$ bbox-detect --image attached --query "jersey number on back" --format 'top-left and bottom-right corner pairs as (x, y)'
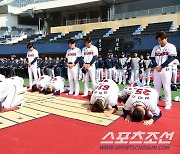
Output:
(97, 85), (110, 90)
(135, 89), (151, 95)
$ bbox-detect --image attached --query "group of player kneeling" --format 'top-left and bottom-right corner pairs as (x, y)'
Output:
(0, 74), (162, 126)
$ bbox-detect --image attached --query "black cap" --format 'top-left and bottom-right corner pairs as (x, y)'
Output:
(121, 52), (125, 55)
(146, 53), (150, 56)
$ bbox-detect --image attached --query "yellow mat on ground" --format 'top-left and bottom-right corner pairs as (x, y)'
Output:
(0, 92), (123, 129)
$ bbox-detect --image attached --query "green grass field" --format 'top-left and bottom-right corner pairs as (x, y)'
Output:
(24, 78), (179, 101)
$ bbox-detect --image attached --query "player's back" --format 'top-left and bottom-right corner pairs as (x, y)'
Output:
(128, 87), (159, 107)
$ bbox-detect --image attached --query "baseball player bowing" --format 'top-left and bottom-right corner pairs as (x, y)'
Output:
(66, 39), (81, 96)
(123, 86), (162, 126)
(31, 75), (51, 92)
(82, 37), (98, 97)
(151, 31), (177, 110)
(88, 79), (119, 116)
(8, 76), (27, 94)
(26, 43), (39, 89)
(44, 76), (68, 95)
(0, 78), (24, 112)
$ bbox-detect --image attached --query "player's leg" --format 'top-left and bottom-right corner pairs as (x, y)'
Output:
(118, 69), (122, 84)
(153, 70), (162, 97)
(88, 65), (97, 91)
(142, 70), (146, 85)
(174, 70), (177, 84)
(162, 68), (172, 109)
(67, 68), (74, 94)
(147, 70), (151, 86)
(135, 69), (139, 81)
(72, 66), (79, 96)
(28, 67), (33, 88)
(131, 70), (135, 82)
(37, 67), (41, 78)
(83, 71), (89, 96)
(32, 65), (38, 81)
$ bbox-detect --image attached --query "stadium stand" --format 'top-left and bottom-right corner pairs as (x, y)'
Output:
(85, 28), (112, 39)
(109, 25), (141, 37)
(141, 21), (173, 34)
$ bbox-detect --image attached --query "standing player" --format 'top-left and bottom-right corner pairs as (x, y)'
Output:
(88, 79), (119, 115)
(82, 37), (98, 97)
(26, 43), (39, 89)
(130, 52), (140, 82)
(96, 56), (104, 81)
(118, 52), (127, 85)
(142, 53), (152, 86)
(66, 39), (81, 96)
(169, 58), (179, 84)
(151, 31), (177, 109)
(123, 86), (162, 126)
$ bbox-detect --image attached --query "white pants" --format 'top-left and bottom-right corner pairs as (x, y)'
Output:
(119, 69), (126, 84)
(37, 67), (41, 78)
(84, 65), (97, 95)
(28, 65), (38, 88)
(97, 68), (104, 81)
(172, 69), (177, 84)
(111, 67), (116, 80)
(131, 69), (139, 82)
(154, 67), (172, 106)
(2, 85), (24, 108)
(105, 68), (112, 79)
(68, 65), (80, 94)
(142, 69), (151, 85)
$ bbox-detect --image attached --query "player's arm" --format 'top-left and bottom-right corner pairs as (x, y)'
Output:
(161, 56), (175, 68)
(30, 57), (38, 65)
(123, 108), (132, 122)
(143, 111), (162, 126)
(104, 105), (118, 116)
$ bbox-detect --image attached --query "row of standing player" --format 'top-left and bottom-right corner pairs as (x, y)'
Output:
(0, 57), (68, 79)
(95, 52), (179, 85)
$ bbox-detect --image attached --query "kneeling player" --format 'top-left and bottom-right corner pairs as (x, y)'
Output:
(88, 79), (120, 116)
(44, 76), (68, 95)
(8, 76), (27, 94)
(123, 86), (162, 126)
(31, 75), (51, 92)
(0, 79), (24, 112)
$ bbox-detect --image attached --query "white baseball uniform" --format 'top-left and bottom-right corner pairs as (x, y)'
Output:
(0, 74), (5, 81)
(82, 45), (98, 96)
(46, 76), (66, 93)
(0, 79), (24, 109)
(9, 76), (27, 94)
(151, 43), (177, 107)
(90, 79), (119, 109)
(26, 49), (39, 88)
(121, 81), (144, 100)
(33, 75), (51, 91)
(124, 87), (160, 118)
(66, 47), (81, 95)
(169, 59), (179, 84)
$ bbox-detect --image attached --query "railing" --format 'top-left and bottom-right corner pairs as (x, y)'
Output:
(114, 5), (180, 20)
(66, 18), (107, 26)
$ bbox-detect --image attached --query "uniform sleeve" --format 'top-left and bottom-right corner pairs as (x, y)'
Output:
(93, 46), (98, 57)
(149, 104), (161, 117)
(77, 48), (81, 57)
(168, 44), (177, 56)
(81, 48), (85, 57)
(89, 94), (96, 105)
(151, 46), (156, 57)
(35, 50), (39, 58)
(123, 98), (133, 111)
(107, 95), (118, 110)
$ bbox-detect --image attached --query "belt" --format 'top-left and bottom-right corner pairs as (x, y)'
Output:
(85, 63), (90, 64)
(68, 62), (73, 64)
